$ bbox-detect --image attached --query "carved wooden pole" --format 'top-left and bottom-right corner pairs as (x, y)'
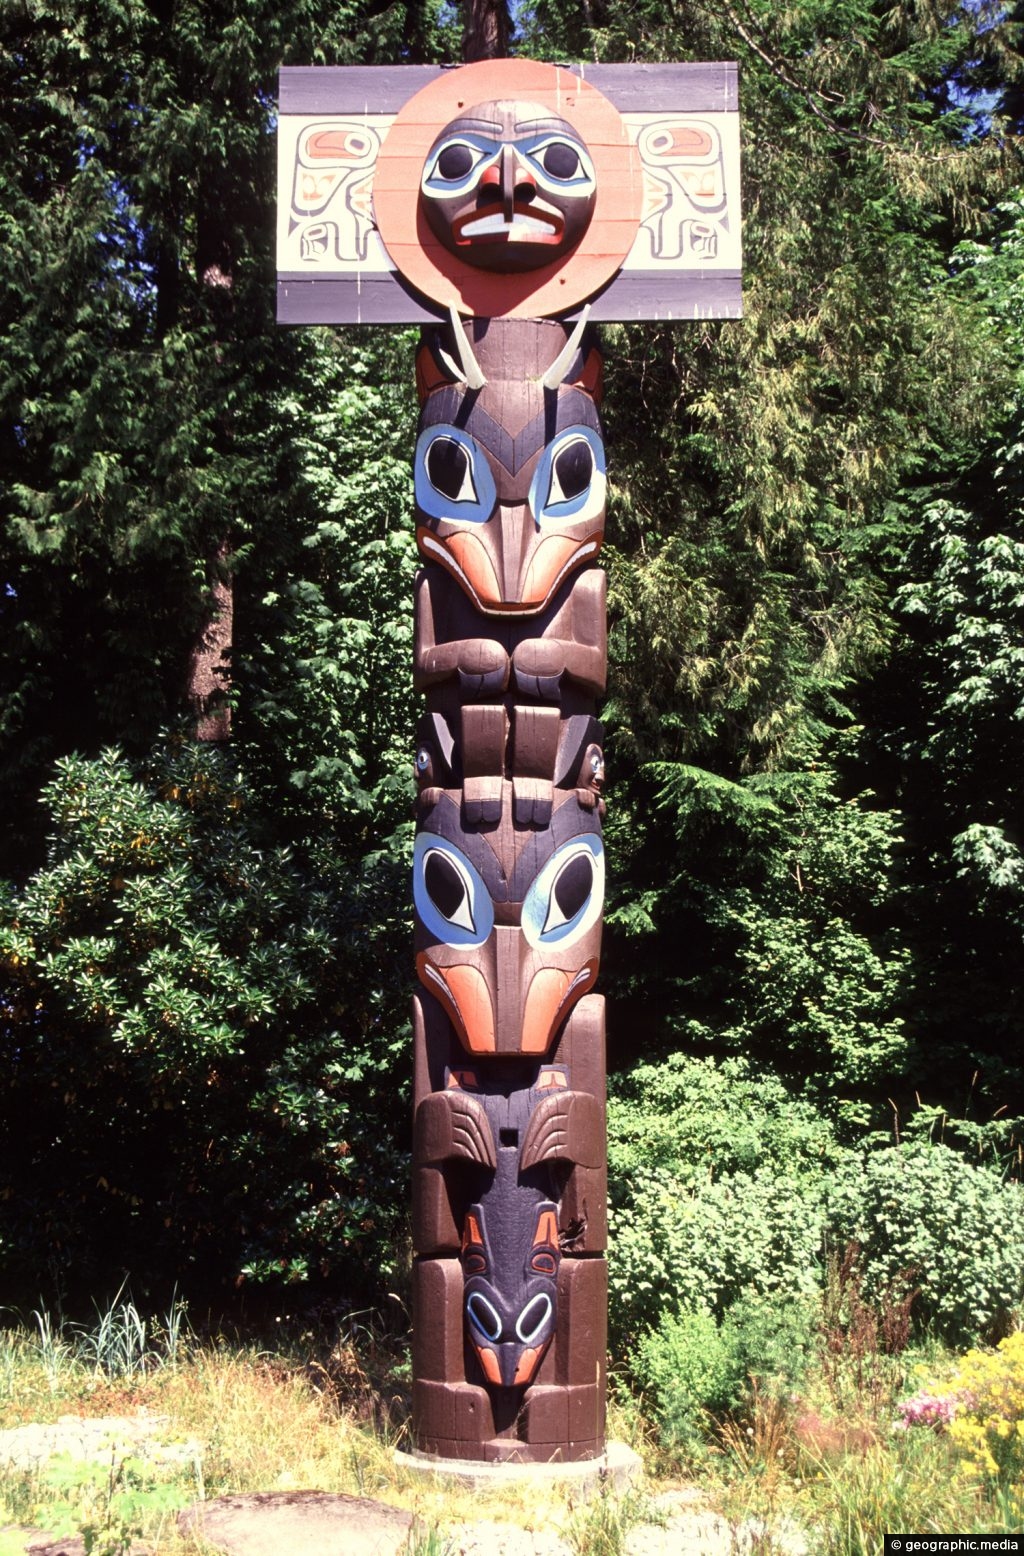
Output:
(277, 57), (741, 1465)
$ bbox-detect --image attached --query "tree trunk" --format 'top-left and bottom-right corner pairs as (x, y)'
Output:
(462, 0), (510, 61)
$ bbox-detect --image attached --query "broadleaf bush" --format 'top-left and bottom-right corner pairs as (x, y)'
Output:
(825, 1143), (1024, 1345)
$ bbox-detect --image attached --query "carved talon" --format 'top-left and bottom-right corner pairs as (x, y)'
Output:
(458, 664), (509, 696)
(458, 641), (510, 696)
(512, 639), (566, 700)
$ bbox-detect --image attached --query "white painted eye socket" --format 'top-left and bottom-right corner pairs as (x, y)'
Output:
(528, 425), (606, 527)
(422, 135), (501, 198)
(467, 1291), (503, 1343)
(413, 834), (494, 947)
(522, 835), (604, 950)
(415, 424), (496, 526)
(516, 1293), (553, 1345)
(520, 135), (597, 196)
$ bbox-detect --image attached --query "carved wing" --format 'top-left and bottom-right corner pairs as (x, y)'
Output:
(520, 1091), (603, 1170)
(414, 1090), (497, 1168)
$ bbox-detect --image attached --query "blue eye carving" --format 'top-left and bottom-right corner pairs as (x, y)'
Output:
(415, 424), (496, 526)
(522, 835), (604, 949)
(467, 1291), (502, 1343)
(414, 834), (494, 947)
(528, 426), (606, 527)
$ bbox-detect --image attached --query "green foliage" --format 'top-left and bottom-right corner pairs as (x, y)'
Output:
(610, 1165), (826, 1348)
(607, 1054), (835, 1343)
(632, 1292), (816, 1454)
(0, 740), (410, 1306)
(849, 193), (1024, 1110)
(0, 0), (430, 875)
(633, 1307), (740, 1454)
(825, 1144), (1024, 1344)
(723, 1289), (817, 1397)
(604, 746), (910, 1103)
(609, 1066), (1024, 1357)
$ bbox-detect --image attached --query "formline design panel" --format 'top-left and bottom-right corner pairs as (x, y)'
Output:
(277, 62), (741, 324)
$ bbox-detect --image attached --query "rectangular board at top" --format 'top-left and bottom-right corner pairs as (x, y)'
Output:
(276, 62), (741, 325)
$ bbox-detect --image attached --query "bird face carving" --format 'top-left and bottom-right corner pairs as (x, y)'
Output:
(412, 792), (604, 1056)
(413, 382), (606, 616)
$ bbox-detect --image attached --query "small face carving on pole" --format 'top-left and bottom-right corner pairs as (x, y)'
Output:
(420, 100), (597, 273)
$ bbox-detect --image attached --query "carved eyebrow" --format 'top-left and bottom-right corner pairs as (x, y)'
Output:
(442, 118), (503, 136)
(513, 117), (584, 139)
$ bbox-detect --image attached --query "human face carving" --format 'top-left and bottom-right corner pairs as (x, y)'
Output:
(420, 99), (597, 273)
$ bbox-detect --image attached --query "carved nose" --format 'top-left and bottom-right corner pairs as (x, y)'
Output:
(493, 926), (523, 1054)
(479, 152), (536, 220)
(503, 148), (535, 215)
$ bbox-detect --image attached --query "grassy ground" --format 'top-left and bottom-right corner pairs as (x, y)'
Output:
(0, 1295), (1019, 1556)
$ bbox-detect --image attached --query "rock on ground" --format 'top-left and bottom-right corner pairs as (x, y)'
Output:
(0, 1413), (200, 1472)
(178, 1491), (414, 1556)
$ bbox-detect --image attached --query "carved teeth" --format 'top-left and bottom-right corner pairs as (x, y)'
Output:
(459, 213), (558, 239)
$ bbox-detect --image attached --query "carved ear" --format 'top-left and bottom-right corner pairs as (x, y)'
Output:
(440, 303), (487, 390)
(415, 1091), (497, 1168)
(521, 1090), (603, 1170)
(554, 715), (603, 788)
(415, 712), (459, 790)
(539, 304), (591, 390)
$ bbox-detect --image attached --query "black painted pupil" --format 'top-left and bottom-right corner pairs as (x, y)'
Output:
(425, 852), (467, 921)
(554, 853), (593, 922)
(553, 440), (593, 502)
(427, 437), (469, 500)
(542, 142), (580, 179)
(438, 143), (474, 180)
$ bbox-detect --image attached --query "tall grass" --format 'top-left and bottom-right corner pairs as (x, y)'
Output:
(3, 1280), (1022, 1556)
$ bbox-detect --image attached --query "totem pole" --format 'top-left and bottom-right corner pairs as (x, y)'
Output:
(277, 57), (741, 1464)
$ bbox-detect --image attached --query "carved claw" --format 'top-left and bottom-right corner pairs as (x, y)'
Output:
(458, 640), (511, 696)
(512, 639), (566, 701)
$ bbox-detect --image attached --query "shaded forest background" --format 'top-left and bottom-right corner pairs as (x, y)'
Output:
(1, 0), (1023, 1352)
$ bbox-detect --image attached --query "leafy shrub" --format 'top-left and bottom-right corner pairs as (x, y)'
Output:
(632, 1307), (741, 1453)
(724, 1289), (816, 1396)
(610, 1166), (826, 1348)
(632, 1292), (814, 1453)
(608, 1052), (842, 1184)
(607, 1054), (835, 1345)
(0, 741), (411, 1309)
(825, 1143), (1024, 1344)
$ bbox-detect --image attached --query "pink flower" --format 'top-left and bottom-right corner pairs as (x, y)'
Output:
(895, 1389), (960, 1431)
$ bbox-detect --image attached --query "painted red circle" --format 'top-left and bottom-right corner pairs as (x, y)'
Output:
(373, 60), (642, 319)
